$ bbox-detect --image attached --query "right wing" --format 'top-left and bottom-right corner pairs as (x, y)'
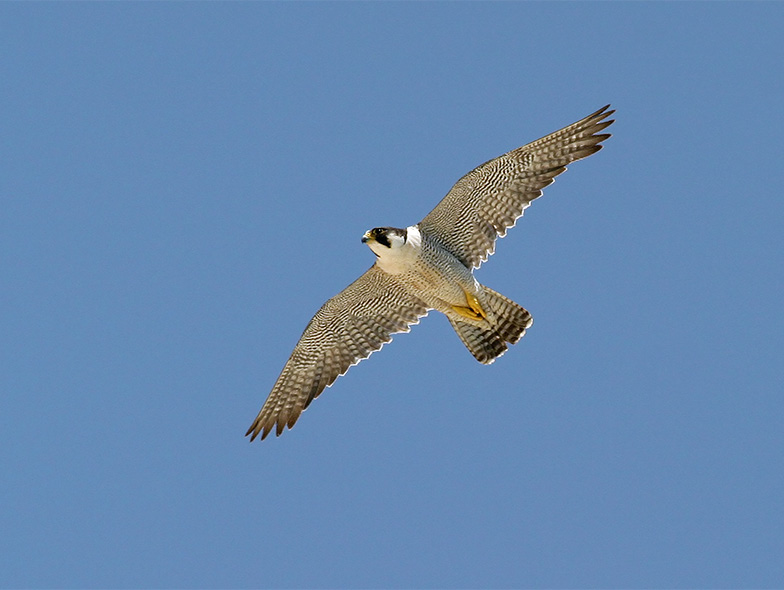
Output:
(246, 265), (429, 441)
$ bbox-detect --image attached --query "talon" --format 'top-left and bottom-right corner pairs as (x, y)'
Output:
(451, 289), (488, 321)
(451, 304), (483, 321)
(464, 291), (488, 320)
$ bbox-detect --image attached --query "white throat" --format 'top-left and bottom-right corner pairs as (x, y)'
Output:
(375, 225), (422, 274)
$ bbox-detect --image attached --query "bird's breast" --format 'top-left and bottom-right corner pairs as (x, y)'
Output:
(375, 245), (420, 275)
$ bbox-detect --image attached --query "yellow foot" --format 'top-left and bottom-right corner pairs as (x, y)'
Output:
(451, 289), (488, 321)
(451, 304), (483, 321)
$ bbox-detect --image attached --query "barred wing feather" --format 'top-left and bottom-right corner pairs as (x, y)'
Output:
(419, 105), (614, 269)
(246, 265), (428, 440)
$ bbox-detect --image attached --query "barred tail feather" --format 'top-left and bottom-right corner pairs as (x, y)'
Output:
(448, 318), (508, 364)
(449, 288), (533, 364)
(482, 287), (533, 345)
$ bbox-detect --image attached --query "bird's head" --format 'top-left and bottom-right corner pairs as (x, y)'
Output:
(361, 227), (407, 257)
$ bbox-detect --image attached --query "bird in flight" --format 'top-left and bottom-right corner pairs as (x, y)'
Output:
(247, 105), (615, 441)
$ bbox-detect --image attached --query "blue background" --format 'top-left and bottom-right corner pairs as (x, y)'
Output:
(2, 4), (783, 588)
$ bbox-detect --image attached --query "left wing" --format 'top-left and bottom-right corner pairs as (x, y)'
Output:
(418, 105), (614, 269)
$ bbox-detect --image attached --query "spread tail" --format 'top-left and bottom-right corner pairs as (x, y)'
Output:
(448, 287), (533, 364)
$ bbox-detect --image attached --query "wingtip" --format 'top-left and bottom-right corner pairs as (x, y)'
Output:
(587, 107), (615, 142)
(588, 104), (615, 123)
(602, 106), (616, 121)
(245, 417), (270, 442)
(246, 415), (296, 442)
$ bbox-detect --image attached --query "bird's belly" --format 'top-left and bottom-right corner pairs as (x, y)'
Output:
(374, 235), (478, 312)
(400, 254), (478, 312)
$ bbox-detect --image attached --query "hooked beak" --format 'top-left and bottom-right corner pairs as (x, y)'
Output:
(361, 230), (372, 243)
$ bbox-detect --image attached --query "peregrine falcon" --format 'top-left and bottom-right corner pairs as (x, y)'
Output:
(246, 105), (614, 441)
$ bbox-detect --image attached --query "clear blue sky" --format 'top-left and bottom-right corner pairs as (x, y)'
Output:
(2, 3), (783, 588)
